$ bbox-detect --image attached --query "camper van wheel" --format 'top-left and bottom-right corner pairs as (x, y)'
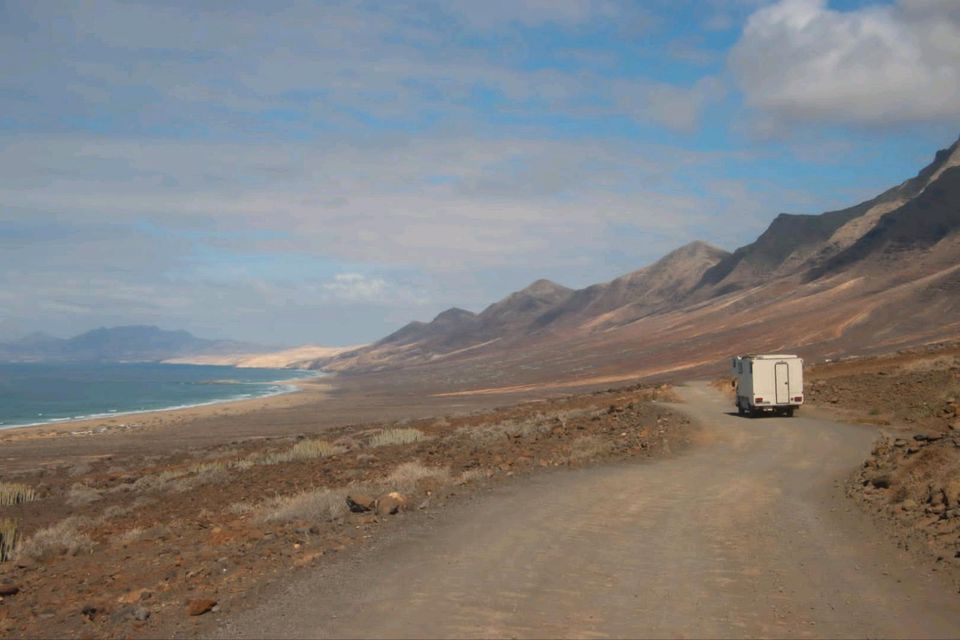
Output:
(786, 407), (795, 417)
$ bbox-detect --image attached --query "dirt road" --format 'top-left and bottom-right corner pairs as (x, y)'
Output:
(216, 382), (960, 638)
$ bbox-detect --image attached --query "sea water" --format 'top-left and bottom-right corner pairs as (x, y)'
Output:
(0, 362), (317, 429)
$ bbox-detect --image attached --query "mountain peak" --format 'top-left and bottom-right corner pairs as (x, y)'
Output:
(433, 307), (476, 322)
(660, 240), (728, 261)
(519, 279), (572, 298)
(921, 135), (960, 187)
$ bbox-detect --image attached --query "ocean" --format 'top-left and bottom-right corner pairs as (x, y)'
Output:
(0, 362), (316, 429)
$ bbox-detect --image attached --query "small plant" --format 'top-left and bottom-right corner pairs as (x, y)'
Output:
(369, 428), (428, 448)
(258, 439), (344, 465)
(566, 435), (612, 462)
(385, 461), (449, 492)
(114, 527), (145, 546)
(129, 469), (187, 493)
(65, 483), (103, 507)
(233, 458), (255, 471)
(456, 469), (486, 485)
(259, 486), (356, 523)
(189, 460), (230, 474)
(67, 461), (93, 477)
(0, 482), (38, 506)
(225, 501), (255, 516)
(0, 518), (19, 562)
(17, 516), (93, 560)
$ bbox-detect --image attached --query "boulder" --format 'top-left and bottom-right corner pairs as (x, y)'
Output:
(0, 585), (19, 597)
(346, 494), (375, 513)
(868, 473), (892, 489)
(375, 492), (408, 516)
(110, 605), (150, 624)
(186, 598), (217, 616)
(116, 588), (151, 604)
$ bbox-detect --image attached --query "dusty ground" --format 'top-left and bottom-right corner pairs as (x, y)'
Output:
(4, 342), (960, 638)
(214, 383), (960, 639)
(0, 374), (612, 476)
(803, 342), (960, 586)
(0, 383), (686, 639)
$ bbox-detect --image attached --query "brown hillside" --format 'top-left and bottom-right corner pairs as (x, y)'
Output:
(315, 135), (960, 393)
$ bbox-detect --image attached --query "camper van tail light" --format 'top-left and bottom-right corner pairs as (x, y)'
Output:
(793, 396), (803, 402)
(755, 397), (764, 403)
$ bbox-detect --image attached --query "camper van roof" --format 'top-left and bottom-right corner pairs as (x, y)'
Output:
(742, 354), (799, 360)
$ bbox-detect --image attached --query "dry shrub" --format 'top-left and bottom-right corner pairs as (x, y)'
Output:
(456, 469), (486, 485)
(132, 496), (156, 509)
(114, 528), (144, 546)
(189, 460), (230, 474)
(0, 518), (19, 562)
(0, 482), (38, 506)
(167, 467), (230, 493)
(462, 417), (553, 444)
(385, 461), (449, 493)
(18, 516), (93, 560)
(225, 501), (255, 516)
(259, 486), (356, 523)
(99, 504), (133, 520)
(66, 483), (102, 507)
(258, 439), (345, 465)
(67, 461), (93, 477)
(566, 435), (612, 462)
(369, 428), (428, 448)
(129, 469), (187, 493)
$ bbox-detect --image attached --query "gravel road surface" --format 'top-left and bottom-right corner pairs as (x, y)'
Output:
(217, 382), (960, 638)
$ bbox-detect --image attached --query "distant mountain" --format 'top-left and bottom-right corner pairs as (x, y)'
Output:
(535, 241), (730, 331)
(317, 134), (960, 387)
(0, 325), (267, 363)
(323, 242), (729, 372)
(696, 137), (960, 296)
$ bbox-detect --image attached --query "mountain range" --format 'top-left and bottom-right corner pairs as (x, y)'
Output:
(0, 326), (265, 363)
(311, 135), (960, 391)
(7, 136), (958, 385)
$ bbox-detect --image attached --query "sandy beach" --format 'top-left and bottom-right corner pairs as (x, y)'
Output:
(0, 371), (562, 475)
(0, 376), (334, 474)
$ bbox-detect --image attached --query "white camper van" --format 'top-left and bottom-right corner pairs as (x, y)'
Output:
(731, 354), (803, 417)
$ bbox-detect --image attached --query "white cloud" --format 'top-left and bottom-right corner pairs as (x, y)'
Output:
(321, 273), (389, 303)
(614, 76), (726, 133)
(730, 0), (960, 128)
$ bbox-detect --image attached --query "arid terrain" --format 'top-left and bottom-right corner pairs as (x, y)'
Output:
(213, 381), (960, 639)
(3, 343), (960, 638)
(804, 342), (960, 583)
(2, 139), (959, 638)
(0, 382), (686, 639)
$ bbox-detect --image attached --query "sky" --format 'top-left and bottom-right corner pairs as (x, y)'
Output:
(1, 0), (959, 346)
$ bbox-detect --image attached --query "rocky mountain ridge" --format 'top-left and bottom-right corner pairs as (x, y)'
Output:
(313, 135), (960, 385)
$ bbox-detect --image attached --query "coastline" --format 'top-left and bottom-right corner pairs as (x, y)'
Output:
(0, 374), (331, 443)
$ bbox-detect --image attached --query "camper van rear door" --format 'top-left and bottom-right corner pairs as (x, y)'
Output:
(775, 361), (789, 404)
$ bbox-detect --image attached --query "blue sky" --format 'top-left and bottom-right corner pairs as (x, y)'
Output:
(1, 0), (958, 345)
